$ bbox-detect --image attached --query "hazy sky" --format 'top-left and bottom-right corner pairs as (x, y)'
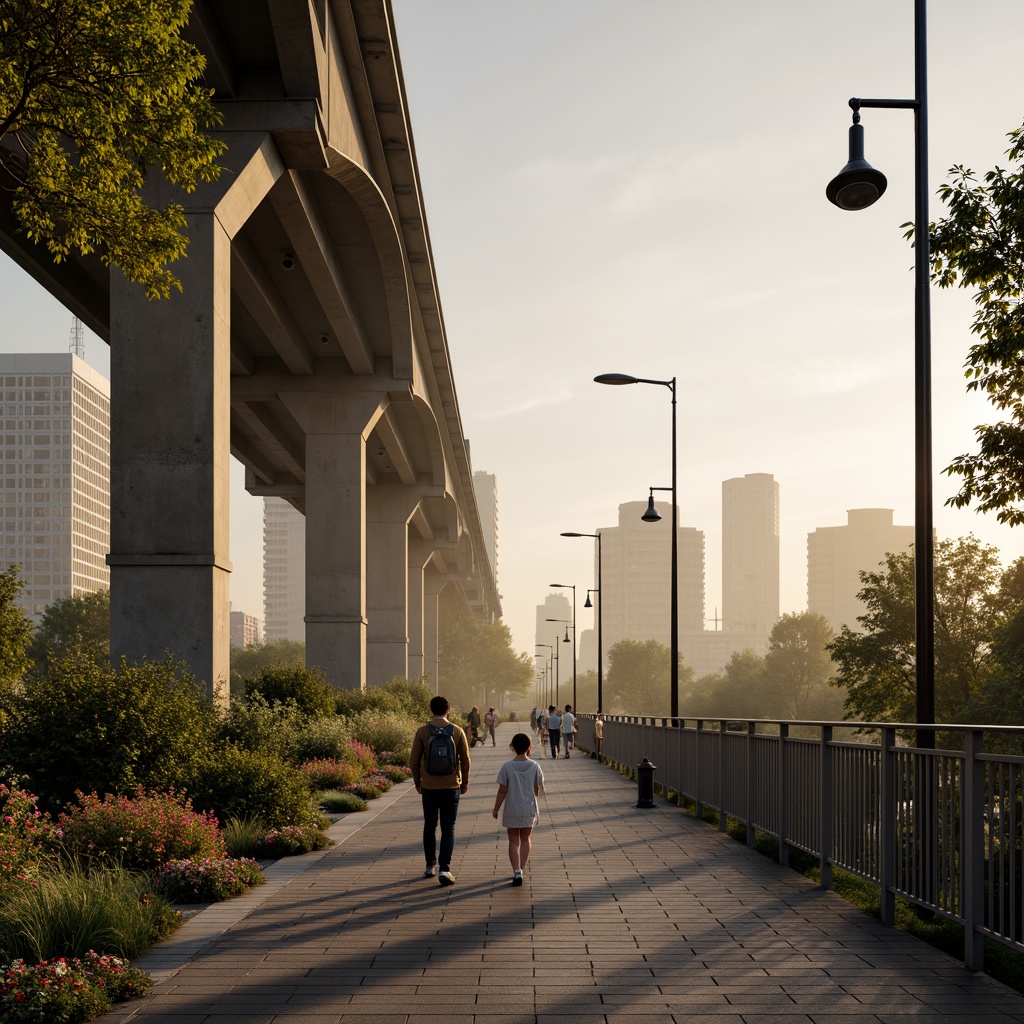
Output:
(3, 1), (1024, 666)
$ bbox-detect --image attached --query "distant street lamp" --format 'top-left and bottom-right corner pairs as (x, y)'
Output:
(561, 531), (603, 714)
(534, 647), (552, 706)
(825, 0), (934, 743)
(548, 582), (577, 706)
(595, 371), (678, 718)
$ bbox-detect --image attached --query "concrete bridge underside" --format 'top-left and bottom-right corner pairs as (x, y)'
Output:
(0, 0), (500, 696)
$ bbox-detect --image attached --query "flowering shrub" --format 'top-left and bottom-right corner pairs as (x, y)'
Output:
(363, 772), (393, 793)
(251, 824), (333, 858)
(345, 740), (377, 774)
(298, 758), (362, 791)
(0, 952), (151, 1023)
(377, 765), (412, 784)
(0, 785), (58, 897)
(343, 780), (383, 801)
(348, 711), (416, 759)
(376, 750), (408, 767)
(58, 789), (225, 872)
(152, 858), (265, 903)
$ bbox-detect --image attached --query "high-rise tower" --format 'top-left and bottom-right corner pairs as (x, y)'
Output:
(472, 470), (498, 588)
(722, 473), (779, 635)
(263, 497), (306, 642)
(0, 353), (110, 618)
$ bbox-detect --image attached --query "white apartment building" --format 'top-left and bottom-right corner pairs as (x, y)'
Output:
(0, 353), (110, 618)
(263, 497), (306, 642)
(230, 608), (263, 648)
(472, 470), (498, 588)
(808, 508), (914, 634)
(722, 473), (780, 635)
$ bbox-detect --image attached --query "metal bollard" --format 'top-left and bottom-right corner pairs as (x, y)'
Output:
(636, 757), (657, 809)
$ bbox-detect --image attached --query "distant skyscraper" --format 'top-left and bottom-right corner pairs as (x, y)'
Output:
(263, 497), (305, 642)
(0, 353), (110, 618)
(722, 473), (779, 635)
(599, 501), (704, 651)
(230, 608), (262, 648)
(808, 508), (914, 634)
(472, 470), (498, 587)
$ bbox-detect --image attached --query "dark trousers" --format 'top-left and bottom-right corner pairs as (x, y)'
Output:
(421, 788), (460, 871)
(549, 729), (561, 758)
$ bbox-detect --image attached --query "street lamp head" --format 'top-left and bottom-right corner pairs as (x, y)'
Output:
(594, 373), (638, 386)
(641, 492), (662, 523)
(560, 532), (583, 537)
(584, 593), (593, 608)
(827, 122), (887, 211)
(549, 582), (571, 588)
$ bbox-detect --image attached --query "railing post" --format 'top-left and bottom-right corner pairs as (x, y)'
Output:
(746, 721), (756, 847)
(719, 720), (728, 833)
(963, 728), (985, 971)
(819, 724), (833, 891)
(880, 726), (896, 926)
(694, 720), (704, 821)
(778, 723), (789, 867)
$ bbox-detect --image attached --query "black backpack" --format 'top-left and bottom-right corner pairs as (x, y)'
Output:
(426, 724), (457, 775)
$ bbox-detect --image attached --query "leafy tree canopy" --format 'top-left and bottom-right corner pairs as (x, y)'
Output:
(0, 0), (225, 297)
(916, 122), (1024, 522)
(763, 611), (841, 720)
(27, 588), (109, 675)
(0, 565), (32, 694)
(828, 536), (1008, 723)
(605, 638), (693, 717)
(684, 649), (767, 720)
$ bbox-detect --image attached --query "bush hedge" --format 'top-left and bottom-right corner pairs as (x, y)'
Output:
(292, 716), (352, 763)
(244, 664), (334, 717)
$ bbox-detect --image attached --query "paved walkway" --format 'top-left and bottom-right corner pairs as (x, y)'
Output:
(103, 722), (1024, 1023)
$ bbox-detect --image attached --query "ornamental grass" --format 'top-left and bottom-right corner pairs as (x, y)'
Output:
(315, 790), (367, 813)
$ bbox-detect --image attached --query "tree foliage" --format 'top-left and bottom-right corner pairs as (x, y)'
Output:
(605, 638), (693, 716)
(828, 537), (1007, 723)
(437, 593), (533, 711)
(763, 612), (841, 720)
(0, 0), (226, 297)
(0, 566), (32, 695)
(915, 122), (1024, 522)
(27, 588), (109, 675)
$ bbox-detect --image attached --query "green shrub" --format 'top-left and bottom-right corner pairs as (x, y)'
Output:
(217, 693), (307, 761)
(348, 710), (417, 757)
(0, 863), (180, 962)
(316, 790), (367, 813)
(244, 664), (334, 717)
(344, 780), (383, 800)
(57, 789), (225, 872)
(334, 676), (433, 719)
(152, 857), (266, 903)
(184, 747), (317, 828)
(293, 716), (352, 763)
(378, 764), (412, 784)
(0, 952), (152, 1023)
(251, 824), (333, 858)
(298, 758), (362, 790)
(2, 654), (217, 812)
(377, 750), (409, 767)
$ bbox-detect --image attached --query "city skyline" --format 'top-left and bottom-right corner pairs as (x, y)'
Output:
(3, 1), (1024, 667)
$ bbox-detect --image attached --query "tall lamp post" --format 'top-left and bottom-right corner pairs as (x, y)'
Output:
(535, 647), (552, 706)
(595, 373), (678, 719)
(825, 0), (933, 745)
(548, 582), (576, 706)
(561, 531), (603, 714)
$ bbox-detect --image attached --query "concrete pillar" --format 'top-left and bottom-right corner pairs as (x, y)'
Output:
(280, 391), (386, 690)
(406, 541), (435, 681)
(423, 571), (446, 692)
(108, 214), (232, 702)
(365, 487), (422, 686)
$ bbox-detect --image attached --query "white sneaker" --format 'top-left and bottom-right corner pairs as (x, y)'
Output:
(424, 864), (437, 877)
(438, 870), (456, 886)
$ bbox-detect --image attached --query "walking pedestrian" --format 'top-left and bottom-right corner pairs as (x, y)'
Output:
(410, 695), (471, 886)
(546, 705), (561, 760)
(530, 706), (539, 737)
(594, 712), (604, 759)
(561, 704), (575, 758)
(485, 707), (497, 746)
(539, 707), (549, 754)
(492, 732), (544, 886)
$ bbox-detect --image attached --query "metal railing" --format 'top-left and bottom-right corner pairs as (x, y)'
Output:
(576, 714), (1024, 972)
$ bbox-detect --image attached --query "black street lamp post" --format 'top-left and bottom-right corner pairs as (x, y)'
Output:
(595, 373), (678, 719)
(561, 531), (603, 713)
(548, 582), (577, 707)
(826, 0), (934, 744)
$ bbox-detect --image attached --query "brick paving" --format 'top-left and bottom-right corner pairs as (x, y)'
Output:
(101, 722), (1024, 1023)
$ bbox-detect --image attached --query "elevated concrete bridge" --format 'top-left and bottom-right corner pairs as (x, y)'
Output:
(0, 0), (500, 695)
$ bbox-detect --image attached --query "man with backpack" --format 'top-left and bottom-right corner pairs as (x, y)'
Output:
(410, 695), (471, 886)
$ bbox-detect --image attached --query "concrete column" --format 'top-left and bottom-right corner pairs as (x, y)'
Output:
(423, 571), (446, 692)
(280, 391), (386, 690)
(365, 487), (422, 686)
(108, 214), (232, 702)
(406, 541), (434, 681)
